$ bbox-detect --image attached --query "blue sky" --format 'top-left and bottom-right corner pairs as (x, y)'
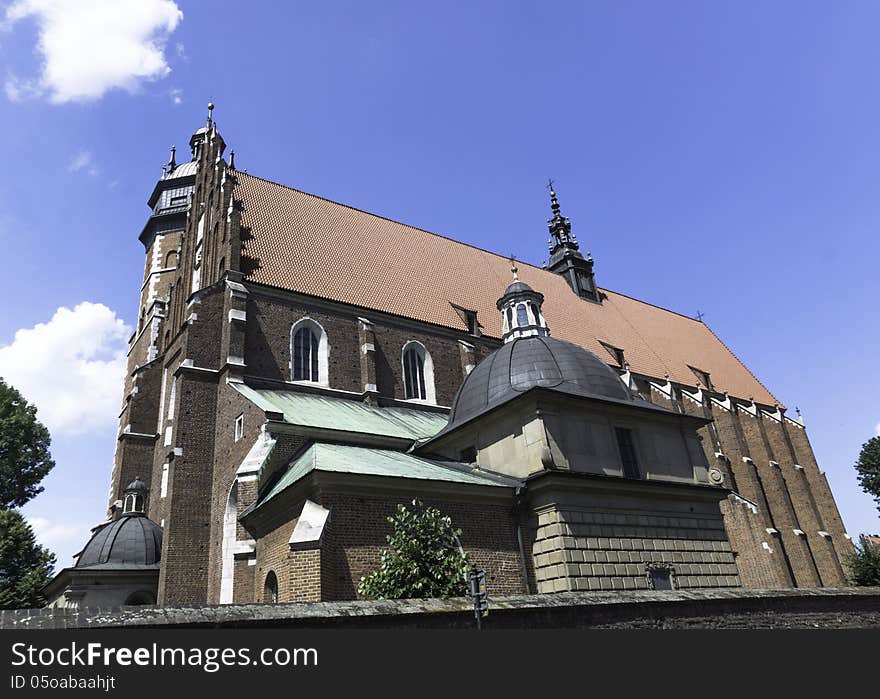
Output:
(0, 1), (877, 565)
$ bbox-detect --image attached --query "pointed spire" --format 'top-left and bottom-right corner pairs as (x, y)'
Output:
(547, 178), (573, 247)
(207, 101), (215, 128)
(166, 145), (176, 172)
(228, 149), (236, 170)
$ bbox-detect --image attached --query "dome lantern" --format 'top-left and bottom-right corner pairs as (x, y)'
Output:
(122, 477), (147, 515)
(496, 261), (549, 343)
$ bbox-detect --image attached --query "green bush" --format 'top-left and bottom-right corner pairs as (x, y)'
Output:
(358, 500), (469, 599)
(844, 535), (880, 587)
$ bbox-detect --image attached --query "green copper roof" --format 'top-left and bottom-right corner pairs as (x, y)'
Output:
(245, 443), (517, 515)
(232, 384), (448, 441)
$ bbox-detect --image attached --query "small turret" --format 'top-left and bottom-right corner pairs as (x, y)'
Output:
(496, 261), (550, 343)
(122, 477), (147, 516)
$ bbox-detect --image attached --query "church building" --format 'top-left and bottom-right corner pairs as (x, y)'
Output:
(46, 107), (852, 608)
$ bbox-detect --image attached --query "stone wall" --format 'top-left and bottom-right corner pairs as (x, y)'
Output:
(5, 588), (879, 630)
(531, 499), (739, 593)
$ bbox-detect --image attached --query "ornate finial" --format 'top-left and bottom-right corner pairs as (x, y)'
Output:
(207, 101), (215, 127)
(548, 178), (561, 216)
(547, 178), (573, 248)
(167, 145), (176, 172)
(541, 259), (547, 269)
(795, 406), (801, 417)
(510, 256), (519, 281)
(228, 149), (235, 170)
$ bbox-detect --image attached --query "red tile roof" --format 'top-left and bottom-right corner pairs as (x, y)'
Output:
(237, 172), (778, 405)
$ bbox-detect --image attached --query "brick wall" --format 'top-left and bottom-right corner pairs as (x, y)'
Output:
(317, 493), (526, 601)
(243, 289), (500, 405)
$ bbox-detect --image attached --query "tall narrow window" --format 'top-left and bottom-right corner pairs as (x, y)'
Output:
(293, 326), (319, 382)
(401, 342), (436, 403)
(516, 303), (529, 328)
(403, 345), (426, 400)
(615, 427), (640, 479)
(264, 571), (278, 604)
(290, 319), (329, 386)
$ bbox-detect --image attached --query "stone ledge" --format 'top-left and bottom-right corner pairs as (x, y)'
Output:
(3, 588), (880, 630)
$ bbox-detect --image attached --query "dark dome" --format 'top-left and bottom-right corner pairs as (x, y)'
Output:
(125, 476), (147, 494)
(75, 514), (162, 569)
(503, 280), (535, 295)
(447, 335), (632, 429)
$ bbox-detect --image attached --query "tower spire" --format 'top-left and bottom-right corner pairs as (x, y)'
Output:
(547, 179), (573, 248)
(544, 179), (600, 303)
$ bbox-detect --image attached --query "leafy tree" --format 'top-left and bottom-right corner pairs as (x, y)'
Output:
(844, 535), (880, 587)
(0, 509), (55, 609)
(0, 378), (55, 509)
(358, 500), (469, 599)
(855, 436), (880, 516)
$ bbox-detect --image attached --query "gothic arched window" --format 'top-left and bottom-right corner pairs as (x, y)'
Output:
(290, 319), (329, 386)
(293, 327), (319, 381)
(402, 342), (436, 403)
(264, 571), (278, 604)
(516, 303), (529, 328)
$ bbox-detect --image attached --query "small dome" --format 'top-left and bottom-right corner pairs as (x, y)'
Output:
(75, 515), (162, 569)
(161, 159), (198, 181)
(447, 335), (632, 429)
(502, 280), (535, 296)
(125, 477), (147, 494)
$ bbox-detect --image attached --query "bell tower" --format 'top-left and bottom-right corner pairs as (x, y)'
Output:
(545, 180), (600, 303)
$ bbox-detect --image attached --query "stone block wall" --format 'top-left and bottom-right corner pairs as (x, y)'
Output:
(531, 504), (739, 593)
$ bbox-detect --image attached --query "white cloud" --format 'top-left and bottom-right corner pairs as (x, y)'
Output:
(28, 515), (92, 559)
(875, 422), (880, 437)
(170, 86), (183, 105)
(0, 302), (130, 435)
(4, 0), (183, 103)
(67, 149), (98, 176)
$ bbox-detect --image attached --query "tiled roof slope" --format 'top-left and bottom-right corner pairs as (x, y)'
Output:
(237, 172), (778, 405)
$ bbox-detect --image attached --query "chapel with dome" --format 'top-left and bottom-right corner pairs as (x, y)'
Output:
(44, 478), (163, 608)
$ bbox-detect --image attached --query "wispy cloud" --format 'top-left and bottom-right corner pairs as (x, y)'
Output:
(0, 302), (130, 435)
(4, 0), (183, 103)
(875, 421), (880, 437)
(170, 87), (183, 105)
(67, 149), (98, 176)
(28, 515), (94, 563)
